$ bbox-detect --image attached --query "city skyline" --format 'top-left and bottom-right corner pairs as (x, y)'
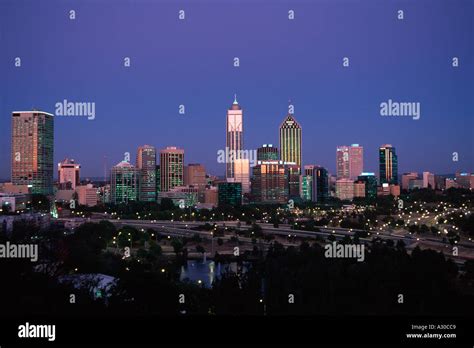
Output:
(4, 103), (473, 182)
(1, 0), (472, 179)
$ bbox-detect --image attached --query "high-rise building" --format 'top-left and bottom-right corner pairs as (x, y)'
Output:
(136, 145), (157, 202)
(379, 144), (398, 185)
(257, 144), (279, 161)
(335, 178), (355, 201)
(218, 182), (242, 207)
(234, 158), (250, 194)
(160, 147), (184, 192)
(110, 161), (138, 204)
(336, 144), (363, 180)
(251, 160), (288, 204)
(11, 111), (54, 195)
(286, 164), (301, 199)
(299, 175), (312, 201)
(357, 173), (378, 199)
(305, 165), (329, 203)
(422, 172), (435, 189)
(279, 110), (302, 170)
(226, 95), (243, 180)
(58, 158), (80, 190)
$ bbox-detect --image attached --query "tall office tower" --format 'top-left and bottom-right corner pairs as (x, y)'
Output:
(110, 161), (138, 204)
(257, 144), (279, 161)
(336, 144), (364, 180)
(58, 158), (80, 190)
(335, 178), (355, 201)
(310, 166), (329, 203)
(11, 111), (54, 195)
(358, 172), (378, 199)
(226, 95), (243, 180)
(422, 172), (435, 189)
(233, 158), (250, 194)
(136, 145), (157, 202)
(286, 164), (301, 199)
(160, 146), (184, 192)
(218, 181), (242, 207)
(251, 160), (288, 203)
(279, 110), (302, 170)
(401, 172), (419, 191)
(379, 144), (398, 185)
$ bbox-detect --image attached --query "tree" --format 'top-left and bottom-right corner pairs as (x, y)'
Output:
(171, 238), (184, 255)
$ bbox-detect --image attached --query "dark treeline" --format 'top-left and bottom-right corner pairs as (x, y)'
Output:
(0, 221), (473, 317)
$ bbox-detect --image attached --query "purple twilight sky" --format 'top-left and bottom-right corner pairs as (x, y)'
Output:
(0, 0), (472, 179)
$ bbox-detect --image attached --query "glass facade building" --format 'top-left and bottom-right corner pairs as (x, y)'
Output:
(136, 145), (157, 202)
(251, 160), (288, 204)
(110, 161), (139, 204)
(11, 111), (54, 195)
(379, 144), (398, 185)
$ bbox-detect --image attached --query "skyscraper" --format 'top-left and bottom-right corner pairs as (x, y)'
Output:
(136, 145), (157, 202)
(379, 144), (398, 185)
(160, 146), (184, 192)
(226, 95), (243, 180)
(336, 144), (363, 180)
(11, 111), (54, 195)
(110, 161), (138, 204)
(279, 110), (302, 170)
(58, 158), (80, 190)
(251, 160), (288, 204)
(305, 165), (329, 203)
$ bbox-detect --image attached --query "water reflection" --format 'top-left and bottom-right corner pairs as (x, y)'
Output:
(180, 260), (247, 288)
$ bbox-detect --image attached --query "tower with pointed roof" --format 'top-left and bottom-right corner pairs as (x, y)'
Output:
(279, 103), (302, 169)
(226, 94), (243, 179)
